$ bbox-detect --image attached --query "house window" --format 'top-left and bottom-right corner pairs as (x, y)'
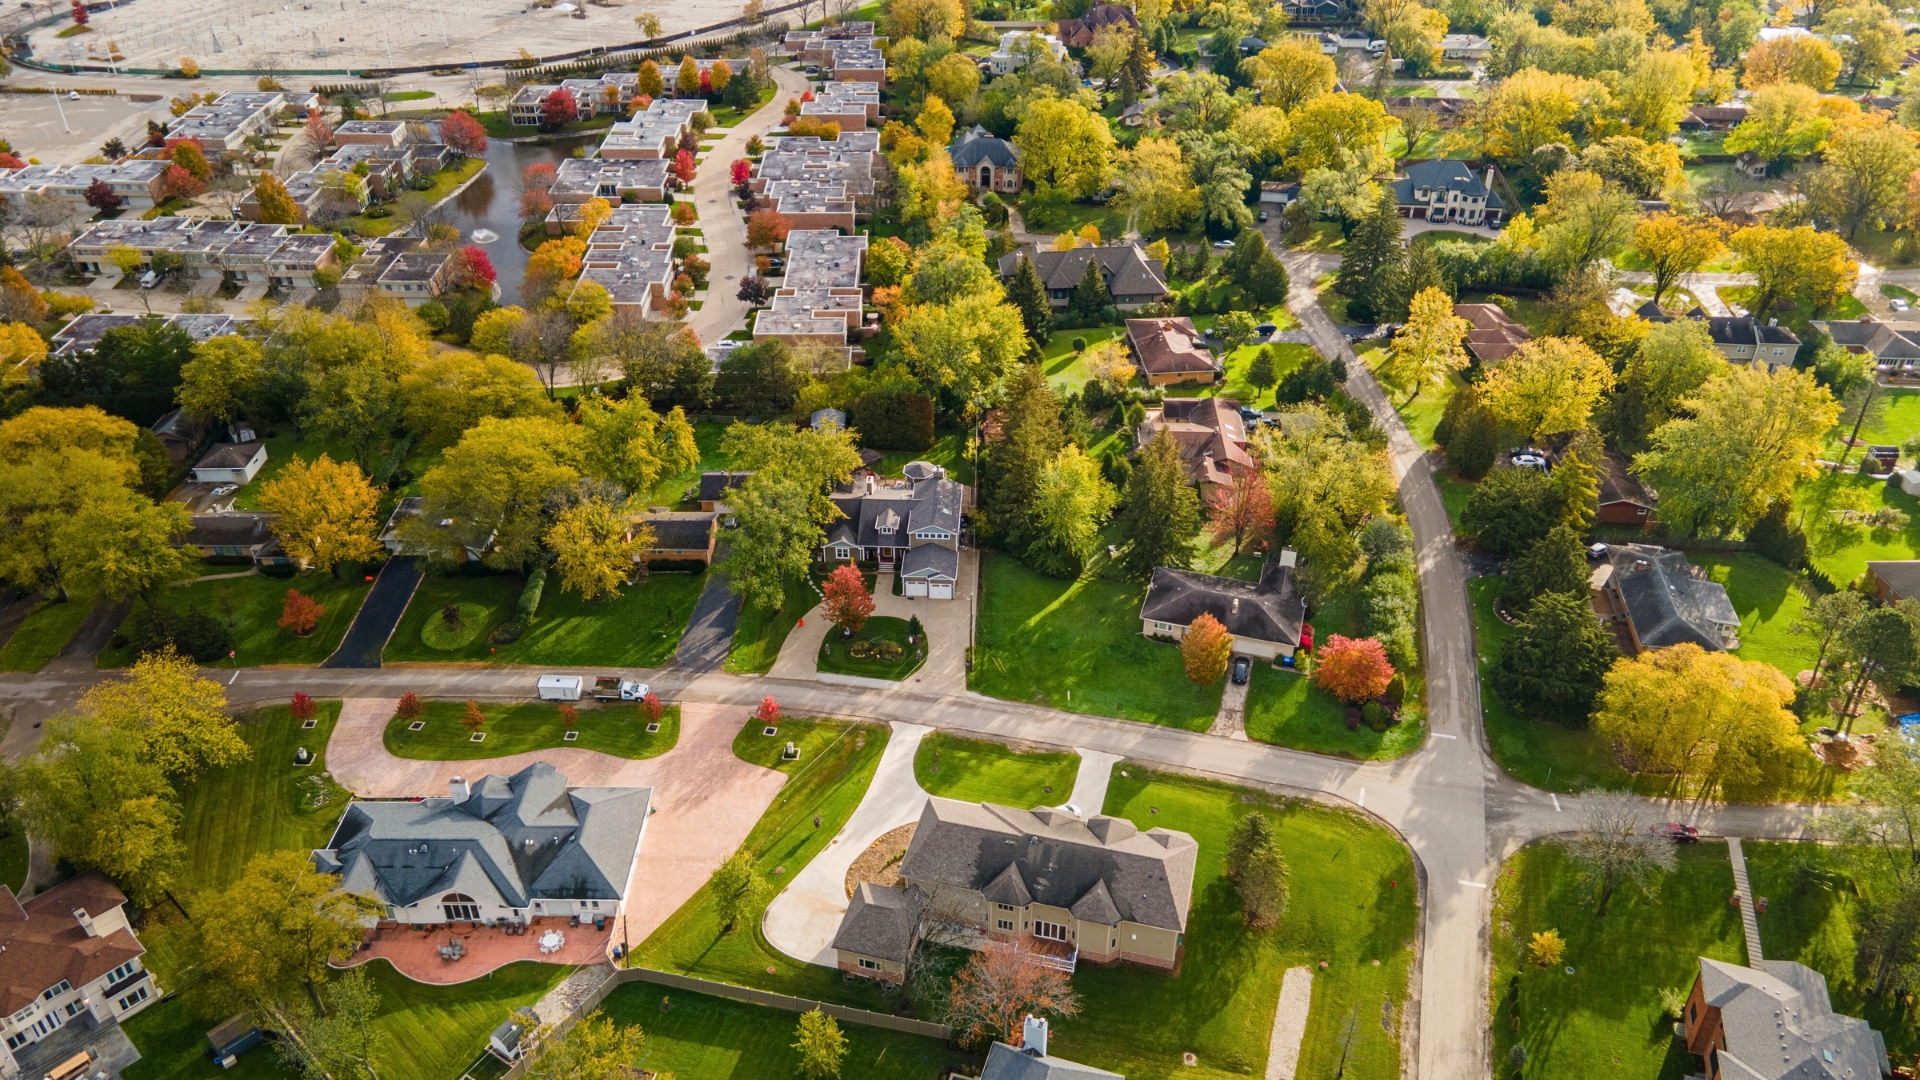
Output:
(1688, 1003), (1696, 1023)
(117, 986), (149, 1011)
(41, 981), (72, 1001)
(857, 957), (880, 970)
(997, 919), (1015, 931)
(1034, 920), (1069, 941)
(64, 1001), (85, 1018)
(995, 903), (1015, 911)
(441, 893), (481, 922)
(1152, 621), (1176, 633)
(833, 545), (850, 559)
(5, 1033), (27, 1050)
(108, 962), (140, 984)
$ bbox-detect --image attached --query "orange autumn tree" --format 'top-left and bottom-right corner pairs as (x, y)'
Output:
(945, 944), (1082, 1049)
(1181, 612), (1234, 685)
(394, 692), (424, 720)
(821, 563), (874, 634)
(277, 589), (326, 636)
(461, 699), (486, 731)
(1312, 634), (1394, 703)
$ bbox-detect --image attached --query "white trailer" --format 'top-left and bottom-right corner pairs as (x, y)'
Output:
(536, 675), (583, 701)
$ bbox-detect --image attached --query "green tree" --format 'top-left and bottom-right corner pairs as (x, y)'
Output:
(16, 716), (184, 904)
(1461, 466), (1560, 557)
(1333, 186), (1405, 323)
(1804, 122), (1919, 239)
(710, 848), (767, 932)
(715, 338), (802, 415)
(892, 294), (1029, 414)
(1507, 524), (1589, 610)
(1838, 605), (1919, 729)
(1791, 589), (1868, 685)
(1221, 811), (1290, 929)
(1068, 255), (1113, 322)
(1608, 319), (1726, 450)
(794, 1009), (849, 1080)
(1535, 169), (1641, 276)
(1255, 402), (1397, 597)
(1247, 348), (1278, 400)
(1492, 590), (1619, 725)
(1117, 427), (1201, 578)
(300, 357), (404, 472)
(1436, 384), (1499, 479)
(1027, 445), (1117, 577)
(525, 1013), (647, 1080)
(407, 416), (586, 570)
(546, 496), (646, 601)
(399, 351), (559, 445)
(177, 334), (263, 425)
(1004, 254), (1053, 348)
(55, 494), (196, 603)
(197, 850), (384, 1016)
(79, 646), (246, 780)
(983, 366), (1065, 551)
(1014, 98), (1116, 198)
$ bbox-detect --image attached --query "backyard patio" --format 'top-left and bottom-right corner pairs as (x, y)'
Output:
(340, 916), (612, 984)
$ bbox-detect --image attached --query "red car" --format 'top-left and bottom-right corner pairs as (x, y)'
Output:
(1650, 823), (1700, 843)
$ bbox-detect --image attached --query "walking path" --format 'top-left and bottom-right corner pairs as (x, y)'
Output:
(1265, 966), (1314, 1080)
(761, 721), (933, 966)
(1727, 837), (1763, 964)
(1065, 749), (1124, 815)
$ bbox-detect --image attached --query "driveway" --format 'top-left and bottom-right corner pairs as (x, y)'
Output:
(674, 552), (742, 673)
(323, 556), (422, 669)
(762, 721), (933, 965)
(43, 599), (132, 674)
(766, 550), (977, 694)
(325, 697), (789, 952)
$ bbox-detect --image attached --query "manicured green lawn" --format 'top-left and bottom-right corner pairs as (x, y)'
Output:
(384, 699), (679, 760)
(97, 569), (373, 668)
(876, 428), (975, 486)
(383, 571), (521, 661)
(597, 983), (954, 1079)
(1820, 387), (1920, 462)
(646, 420), (730, 507)
(1047, 771), (1417, 1079)
(970, 551), (1224, 730)
(501, 571), (706, 667)
(1243, 663), (1426, 759)
(817, 615), (926, 680)
(726, 575), (818, 674)
(475, 110), (619, 137)
(1489, 840), (1745, 1080)
(1365, 347), (1463, 450)
(1167, 339), (1314, 410)
(912, 732), (1080, 806)
(1690, 553), (1820, 679)
(1797, 471), (1920, 587)
(1040, 326), (1127, 393)
(0, 595), (94, 671)
(706, 85), (778, 126)
(1883, 283), (1919, 302)
(230, 431), (359, 510)
(122, 994), (299, 1080)
(1718, 285), (1867, 334)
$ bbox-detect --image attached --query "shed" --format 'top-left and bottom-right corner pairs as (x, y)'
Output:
(489, 1020), (526, 1061)
(192, 442), (268, 484)
(207, 1014), (264, 1063)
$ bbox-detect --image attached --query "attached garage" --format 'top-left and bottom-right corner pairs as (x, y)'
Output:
(905, 580), (929, 597)
(900, 544), (959, 601)
(929, 583), (953, 600)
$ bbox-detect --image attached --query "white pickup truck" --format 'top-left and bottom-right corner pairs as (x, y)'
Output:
(592, 676), (651, 701)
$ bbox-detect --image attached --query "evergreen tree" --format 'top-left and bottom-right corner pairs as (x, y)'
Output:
(1247, 347), (1278, 400)
(1118, 427), (1201, 577)
(1492, 590), (1619, 726)
(1006, 254), (1055, 347)
(1117, 32), (1154, 106)
(1403, 239), (1448, 304)
(982, 365), (1065, 552)
(1334, 187), (1405, 323)
(1438, 385), (1499, 479)
(1461, 466), (1560, 557)
(1242, 244), (1291, 308)
(1507, 524), (1590, 610)
(1069, 254), (1113, 322)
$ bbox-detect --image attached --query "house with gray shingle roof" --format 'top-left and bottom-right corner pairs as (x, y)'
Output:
(1682, 957), (1890, 1080)
(313, 763), (650, 927)
(1140, 550), (1306, 660)
(822, 463), (964, 597)
(951, 125), (1022, 195)
(981, 1018), (1124, 1079)
(997, 245), (1170, 311)
(1604, 544), (1740, 654)
(1391, 159), (1505, 226)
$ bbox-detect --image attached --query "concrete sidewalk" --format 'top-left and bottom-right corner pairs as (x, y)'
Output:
(1066, 748), (1124, 816)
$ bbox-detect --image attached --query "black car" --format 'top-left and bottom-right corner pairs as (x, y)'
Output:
(1256, 322), (1276, 335)
(1231, 656), (1251, 685)
(1239, 406), (1262, 425)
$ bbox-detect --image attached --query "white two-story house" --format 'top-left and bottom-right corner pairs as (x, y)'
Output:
(1391, 159), (1506, 226)
(0, 873), (160, 1080)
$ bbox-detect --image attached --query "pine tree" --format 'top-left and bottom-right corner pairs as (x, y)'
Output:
(1006, 254), (1054, 347)
(1507, 524), (1590, 610)
(982, 365), (1065, 552)
(1241, 240), (1290, 308)
(1117, 32), (1154, 106)
(1403, 239), (1447, 304)
(1069, 254), (1112, 322)
(1247, 348), (1278, 400)
(1335, 187), (1405, 323)
(252, 173), (301, 225)
(1118, 427), (1201, 577)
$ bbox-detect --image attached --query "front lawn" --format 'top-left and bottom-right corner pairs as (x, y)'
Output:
(970, 551), (1224, 730)
(1047, 771), (1418, 1079)
(1489, 840), (1745, 1080)
(706, 85), (778, 126)
(817, 614), (927, 680)
(1365, 349), (1463, 450)
(1718, 285), (1866, 334)
(384, 699), (680, 760)
(726, 575), (818, 675)
(912, 732), (1080, 806)
(96, 569), (373, 668)
(0, 595), (95, 671)
(1437, 474), (1475, 532)
(383, 571), (520, 661)
(1242, 663), (1425, 759)
(597, 983), (954, 1079)
(387, 569), (706, 666)
(475, 110), (619, 138)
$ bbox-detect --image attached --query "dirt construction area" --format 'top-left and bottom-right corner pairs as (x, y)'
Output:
(23, 0), (746, 74)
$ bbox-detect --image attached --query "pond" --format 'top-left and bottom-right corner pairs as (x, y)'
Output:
(442, 136), (592, 302)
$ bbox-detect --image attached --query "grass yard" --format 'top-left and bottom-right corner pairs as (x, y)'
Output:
(230, 431), (359, 510)
(1883, 283), (1919, 302)
(1040, 325), (1128, 393)
(596, 983), (954, 1078)
(122, 993), (298, 1080)
(1821, 387), (1920, 458)
(1365, 351), (1463, 449)
(0, 595), (95, 671)
(1243, 663), (1426, 759)
(726, 575), (819, 674)
(1718, 285), (1867, 334)
(970, 551), (1224, 730)
(384, 699), (679, 760)
(1163, 335), (1315, 411)
(1796, 471), (1920, 587)
(912, 732), (1080, 806)
(386, 569), (706, 666)
(96, 569), (373, 668)
(1045, 771), (1417, 1079)
(1690, 553), (1820, 678)
(646, 420), (730, 507)
(876, 428), (975, 486)
(817, 615), (927, 680)
(1437, 474), (1475, 532)
(474, 110), (618, 138)
(706, 85), (778, 127)
(1489, 840), (1746, 1080)
(383, 571), (519, 661)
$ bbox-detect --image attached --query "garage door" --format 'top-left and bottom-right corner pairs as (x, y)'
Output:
(905, 580), (929, 597)
(930, 583), (953, 600)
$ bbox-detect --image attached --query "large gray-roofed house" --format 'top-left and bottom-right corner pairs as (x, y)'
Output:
(313, 762), (650, 926)
(822, 466), (963, 593)
(1682, 957), (1890, 1080)
(996, 245), (1170, 310)
(1605, 544), (1740, 653)
(980, 1041), (1124, 1080)
(1813, 317), (1920, 373)
(1868, 560), (1920, 603)
(1140, 552), (1306, 660)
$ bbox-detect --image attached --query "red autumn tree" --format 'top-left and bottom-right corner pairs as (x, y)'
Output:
(277, 588), (325, 636)
(70, 0), (88, 27)
(83, 178), (123, 211)
(163, 163), (206, 200)
(542, 87), (578, 127)
(1312, 634), (1395, 704)
(642, 691), (663, 722)
(801, 89), (815, 103)
(945, 944), (1082, 1050)
(699, 69), (714, 96)
(1180, 612), (1234, 685)
(755, 696), (781, 723)
(821, 563), (875, 634)
(439, 109), (488, 156)
(559, 702), (579, 729)
(746, 208), (792, 249)
(672, 199), (698, 226)
(455, 243), (497, 287)
(304, 110), (333, 148)
(730, 158), (751, 186)
(673, 148), (696, 184)
(461, 699), (486, 731)
(1206, 468), (1275, 556)
(521, 161), (557, 194)
(290, 691), (316, 722)
(394, 692), (424, 720)
(0, 152), (24, 170)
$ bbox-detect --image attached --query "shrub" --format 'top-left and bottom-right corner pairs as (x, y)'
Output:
(1361, 701), (1388, 731)
(1312, 635), (1395, 704)
(394, 692), (424, 720)
(756, 695), (780, 722)
(132, 604), (232, 663)
(491, 563), (547, 644)
(642, 692), (663, 722)
(461, 699), (486, 731)
(1528, 929), (1565, 967)
(277, 588), (326, 636)
(1071, 336), (1087, 352)
(559, 702), (578, 729)
(1384, 673), (1406, 707)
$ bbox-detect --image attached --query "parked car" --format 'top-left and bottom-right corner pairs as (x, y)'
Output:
(1231, 655), (1251, 685)
(1239, 406), (1262, 424)
(1588, 542), (1610, 560)
(1256, 322), (1276, 335)
(138, 270), (160, 288)
(592, 676), (650, 701)
(766, 256), (786, 269)
(1367, 39), (1388, 53)
(1893, 297), (1911, 312)
(1511, 452), (1548, 471)
(1257, 209), (1269, 222)
(1214, 238), (1235, 249)
(802, 65), (820, 74)
(1650, 823), (1700, 843)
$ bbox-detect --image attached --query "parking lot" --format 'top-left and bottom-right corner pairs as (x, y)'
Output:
(0, 92), (172, 166)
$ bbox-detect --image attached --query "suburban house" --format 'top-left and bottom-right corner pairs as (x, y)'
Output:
(1124, 317), (1222, 387)
(997, 246), (1170, 311)
(951, 126), (1022, 195)
(150, 408), (206, 465)
(630, 511), (718, 564)
(1734, 151), (1769, 179)
(1141, 550), (1307, 661)
(1681, 103), (1749, 130)
(1391, 160), (1505, 226)
(698, 471), (753, 512)
(1681, 957), (1890, 1080)
(981, 1019), (1123, 1080)
(987, 30), (1067, 74)
(832, 799), (1198, 981)
(0, 872), (160, 1080)
(1811, 316), (1920, 374)
(1595, 452), (1656, 527)
(1134, 396), (1252, 488)
(1601, 544), (1740, 654)
(313, 763), (651, 927)
(191, 442), (267, 485)
(1454, 303), (1533, 364)
(821, 461), (963, 596)
(1643, 309), (1801, 369)
(379, 496), (493, 563)
(375, 251), (455, 308)
(1056, 3), (1139, 48)
(1438, 33), (1492, 60)
(178, 513), (294, 567)
(1867, 560), (1920, 603)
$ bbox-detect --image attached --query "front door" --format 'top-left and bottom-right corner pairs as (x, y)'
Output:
(879, 548), (895, 567)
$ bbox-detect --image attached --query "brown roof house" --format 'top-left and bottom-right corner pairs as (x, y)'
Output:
(997, 246), (1169, 311)
(1681, 957), (1890, 1080)
(697, 471), (753, 512)
(1141, 549), (1307, 661)
(1124, 317), (1222, 387)
(831, 798), (1197, 982)
(1454, 302), (1533, 364)
(1056, 3), (1138, 48)
(0, 872), (160, 1079)
(1134, 396), (1252, 488)
(1595, 451), (1655, 527)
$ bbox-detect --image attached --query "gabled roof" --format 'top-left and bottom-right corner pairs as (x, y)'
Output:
(195, 442), (264, 470)
(636, 511), (716, 551)
(1818, 318), (1920, 361)
(951, 126), (1020, 169)
(1140, 553), (1305, 648)
(901, 543), (959, 582)
(1598, 451), (1652, 510)
(1868, 560), (1920, 599)
(1697, 957), (1891, 1080)
(1138, 396), (1252, 485)
(0, 872), (144, 1015)
(1124, 317), (1219, 378)
(1705, 315), (1799, 348)
(1454, 302), (1532, 364)
(981, 1042), (1125, 1080)
(1391, 159), (1503, 209)
(897, 799), (1198, 932)
(698, 471), (753, 502)
(998, 245), (1169, 300)
(1608, 544), (1739, 651)
(824, 472), (964, 549)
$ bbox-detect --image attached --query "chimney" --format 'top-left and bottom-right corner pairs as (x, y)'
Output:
(450, 776), (469, 802)
(1023, 1016), (1049, 1057)
(1484, 165), (1495, 192)
(1232, 597), (1240, 615)
(72, 909), (97, 938)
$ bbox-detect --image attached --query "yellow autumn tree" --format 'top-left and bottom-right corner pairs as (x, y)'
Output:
(256, 453), (385, 573)
(1592, 644), (1803, 800)
(545, 496), (647, 601)
(1478, 336), (1615, 442)
(1380, 287), (1468, 405)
